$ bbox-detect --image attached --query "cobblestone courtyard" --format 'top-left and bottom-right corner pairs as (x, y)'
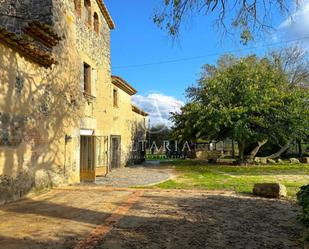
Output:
(95, 165), (175, 187)
(0, 184), (304, 249)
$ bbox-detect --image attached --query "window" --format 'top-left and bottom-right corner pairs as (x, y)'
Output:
(113, 88), (118, 107)
(74, 0), (81, 16)
(83, 63), (91, 94)
(83, 0), (91, 26)
(93, 12), (99, 33)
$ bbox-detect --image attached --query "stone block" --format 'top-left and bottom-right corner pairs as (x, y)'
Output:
(253, 183), (287, 198)
(301, 157), (309, 164)
(254, 157), (267, 164)
(289, 158), (300, 164)
(267, 159), (276, 164)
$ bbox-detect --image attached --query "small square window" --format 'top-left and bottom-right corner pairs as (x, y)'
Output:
(113, 88), (118, 107)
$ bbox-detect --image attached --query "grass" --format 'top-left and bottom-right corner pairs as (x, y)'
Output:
(153, 160), (309, 198)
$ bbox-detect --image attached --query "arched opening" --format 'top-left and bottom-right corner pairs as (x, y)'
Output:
(93, 12), (99, 34)
(83, 0), (91, 27)
(74, 0), (81, 16)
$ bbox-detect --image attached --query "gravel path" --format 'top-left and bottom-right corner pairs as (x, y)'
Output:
(95, 164), (175, 187)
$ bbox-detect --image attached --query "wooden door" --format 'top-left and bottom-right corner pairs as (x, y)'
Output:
(110, 136), (121, 169)
(80, 136), (96, 182)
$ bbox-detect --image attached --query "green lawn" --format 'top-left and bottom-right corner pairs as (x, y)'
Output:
(154, 160), (309, 198)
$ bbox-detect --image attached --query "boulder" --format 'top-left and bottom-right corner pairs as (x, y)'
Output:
(254, 157), (267, 164)
(267, 159), (276, 164)
(301, 157), (309, 164)
(289, 158), (300, 164)
(253, 183), (287, 198)
(277, 158), (284, 164)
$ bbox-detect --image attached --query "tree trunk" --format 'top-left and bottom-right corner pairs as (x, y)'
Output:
(297, 139), (302, 157)
(266, 139), (293, 159)
(238, 140), (245, 164)
(232, 139), (235, 158)
(249, 139), (268, 158)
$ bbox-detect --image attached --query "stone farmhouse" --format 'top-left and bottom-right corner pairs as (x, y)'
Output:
(0, 0), (148, 204)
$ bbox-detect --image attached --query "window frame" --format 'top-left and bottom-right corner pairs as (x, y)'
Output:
(83, 62), (91, 95)
(74, 0), (81, 16)
(113, 88), (119, 108)
(93, 12), (99, 34)
(83, 0), (92, 27)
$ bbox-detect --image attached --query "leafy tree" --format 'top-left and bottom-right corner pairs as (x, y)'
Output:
(147, 124), (171, 149)
(265, 46), (309, 157)
(171, 54), (309, 163)
(170, 102), (200, 142)
(154, 0), (292, 44)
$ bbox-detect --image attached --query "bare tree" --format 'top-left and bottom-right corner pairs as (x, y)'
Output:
(154, 0), (295, 44)
(269, 46), (309, 87)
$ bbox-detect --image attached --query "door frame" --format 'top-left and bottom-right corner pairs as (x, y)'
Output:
(95, 135), (109, 177)
(110, 135), (121, 170)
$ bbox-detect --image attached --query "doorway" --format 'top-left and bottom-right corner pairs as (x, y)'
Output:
(110, 136), (121, 169)
(80, 136), (96, 182)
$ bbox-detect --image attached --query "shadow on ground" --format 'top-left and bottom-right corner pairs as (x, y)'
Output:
(0, 188), (305, 249)
(97, 191), (304, 249)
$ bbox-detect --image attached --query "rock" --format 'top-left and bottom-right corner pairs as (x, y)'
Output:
(277, 159), (284, 164)
(254, 157), (267, 164)
(253, 183), (287, 198)
(267, 159), (276, 164)
(196, 151), (207, 160)
(289, 158), (300, 164)
(301, 157), (309, 164)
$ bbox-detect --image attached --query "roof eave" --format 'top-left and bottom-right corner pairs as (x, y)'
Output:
(132, 105), (149, 117)
(96, 0), (115, 30)
(112, 76), (138, 96)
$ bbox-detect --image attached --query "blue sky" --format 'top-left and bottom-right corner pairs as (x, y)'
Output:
(104, 0), (309, 126)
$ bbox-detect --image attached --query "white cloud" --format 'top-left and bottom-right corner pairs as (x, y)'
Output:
(132, 92), (184, 127)
(277, 1), (309, 49)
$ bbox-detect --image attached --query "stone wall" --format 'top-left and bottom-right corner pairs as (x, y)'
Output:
(0, 0), (85, 203)
(0, 171), (33, 205)
(0, 35), (81, 203)
(0, 0), (147, 204)
(109, 86), (148, 167)
(0, 0), (53, 34)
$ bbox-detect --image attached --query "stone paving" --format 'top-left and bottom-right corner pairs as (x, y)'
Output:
(96, 190), (304, 249)
(95, 164), (175, 187)
(0, 186), (136, 249)
(0, 187), (304, 249)
(0, 166), (305, 249)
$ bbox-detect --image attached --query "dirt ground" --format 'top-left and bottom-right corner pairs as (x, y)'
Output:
(0, 186), (304, 249)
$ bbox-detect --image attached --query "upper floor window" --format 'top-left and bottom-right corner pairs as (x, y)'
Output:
(113, 88), (118, 107)
(83, 63), (91, 95)
(94, 12), (99, 34)
(74, 0), (81, 16)
(83, 0), (91, 27)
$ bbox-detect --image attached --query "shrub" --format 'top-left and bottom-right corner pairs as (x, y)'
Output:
(297, 185), (309, 227)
